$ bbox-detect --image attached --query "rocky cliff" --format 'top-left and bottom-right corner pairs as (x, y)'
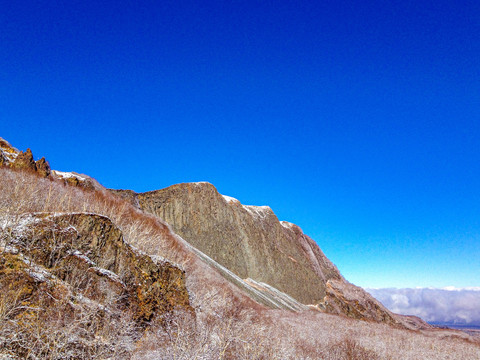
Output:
(0, 211), (192, 358)
(0, 137), (98, 189)
(112, 182), (405, 326)
(135, 182), (340, 305)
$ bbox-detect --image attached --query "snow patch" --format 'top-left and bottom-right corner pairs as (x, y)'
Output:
(0, 149), (18, 162)
(0, 213), (40, 236)
(91, 267), (126, 287)
(242, 205), (272, 219)
(70, 250), (96, 266)
(222, 195), (240, 204)
(22, 260), (53, 283)
(52, 170), (86, 181)
(280, 221), (295, 229)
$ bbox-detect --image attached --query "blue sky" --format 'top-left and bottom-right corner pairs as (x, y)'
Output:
(1, 0), (479, 288)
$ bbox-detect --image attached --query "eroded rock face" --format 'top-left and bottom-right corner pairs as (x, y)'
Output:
(11, 148), (37, 172)
(0, 212), (192, 324)
(35, 157), (51, 177)
(0, 139), (51, 178)
(135, 182), (341, 305)
(0, 137), (99, 188)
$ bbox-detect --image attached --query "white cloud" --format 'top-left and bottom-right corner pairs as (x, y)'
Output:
(366, 287), (480, 326)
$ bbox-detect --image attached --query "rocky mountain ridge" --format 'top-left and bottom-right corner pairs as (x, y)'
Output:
(111, 183), (417, 328)
(1, 138), (429, 329)
(0, 137), (97, 189)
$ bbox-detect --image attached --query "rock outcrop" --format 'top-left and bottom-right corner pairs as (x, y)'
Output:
(112, 182), (410, 326)
(0, 211), (192, 358)
(0, 137), (97, 188)
(0, 137), (20, 167)
(10, 148), (38, 172)
(35, 157), (51, 177)
(0, 212), (192, 325)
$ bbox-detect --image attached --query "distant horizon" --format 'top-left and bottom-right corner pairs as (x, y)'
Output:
(367, 287), (480, 327)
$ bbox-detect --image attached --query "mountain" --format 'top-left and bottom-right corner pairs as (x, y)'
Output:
(0, 137), (420, 326)
(2, 137), (479, 359)
(111, 182), (417, 327)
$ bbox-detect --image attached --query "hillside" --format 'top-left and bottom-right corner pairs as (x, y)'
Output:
(1, 137), (480, 359)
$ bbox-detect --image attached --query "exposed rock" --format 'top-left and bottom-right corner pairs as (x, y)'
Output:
(0, 137), (19, 165)
(51, 170), (100, 190)
(111, 182), (419, 327)
(0, 212), (192, 325)
(0, 137), (97, 186)
(132, 182), (341, 305)
(397, 314), (434, 330)
(11, 148), (37, 172)
(319, 279), (401, 326)
(35, 157), (51, 177)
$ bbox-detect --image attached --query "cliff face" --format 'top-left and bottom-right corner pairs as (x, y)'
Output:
(136, 182), (340, 305)
(114, 182), (407, 326)
(0, 212), (191, 325)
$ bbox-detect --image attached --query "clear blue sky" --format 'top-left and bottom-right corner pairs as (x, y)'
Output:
(1, 0), (479, 288)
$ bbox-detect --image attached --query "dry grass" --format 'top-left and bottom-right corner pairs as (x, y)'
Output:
(1, 166), (480, 359)
(0, 285), (137, 359)
(0, 167), (188, 263)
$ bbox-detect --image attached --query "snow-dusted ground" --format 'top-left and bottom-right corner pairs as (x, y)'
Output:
(222, 195), (240, 204)
(52, 170), (87, 181)
(222, 193), (274, 219)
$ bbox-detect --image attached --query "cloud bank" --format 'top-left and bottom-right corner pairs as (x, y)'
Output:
(366, 287), (480, 326)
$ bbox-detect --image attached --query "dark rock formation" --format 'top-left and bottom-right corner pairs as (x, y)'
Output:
(11, 148), (37, 172)
(35, 157), (51, 177)
(0, 140), (50, 178)
(0, 151), (7, 167)
(0, 212), (192, 325)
